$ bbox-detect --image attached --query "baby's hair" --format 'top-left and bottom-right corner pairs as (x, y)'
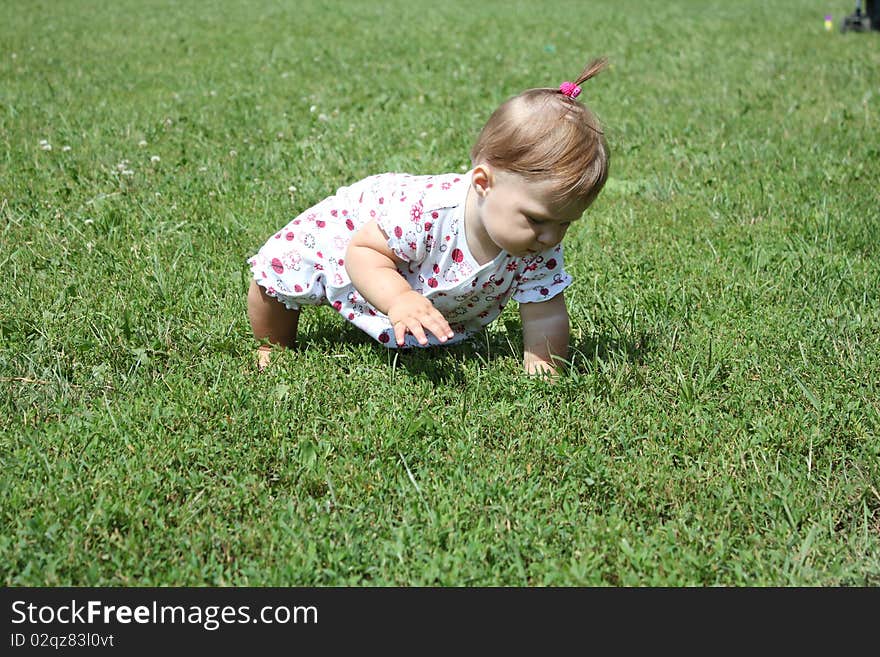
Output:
(470, 57), (610, 207)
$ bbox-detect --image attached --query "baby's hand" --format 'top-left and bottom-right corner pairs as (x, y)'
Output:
(387, 290), (454, 346)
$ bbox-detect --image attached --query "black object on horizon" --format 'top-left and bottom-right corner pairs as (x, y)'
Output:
(841, 0), (880, 32)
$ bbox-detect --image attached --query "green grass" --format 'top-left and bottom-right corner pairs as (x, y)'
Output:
(1, 0), (878, 585)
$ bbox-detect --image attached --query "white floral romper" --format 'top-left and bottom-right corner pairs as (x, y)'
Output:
(248, 171), (572, 348)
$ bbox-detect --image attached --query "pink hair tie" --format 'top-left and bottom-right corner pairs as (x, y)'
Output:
(559, 81), (581, 98)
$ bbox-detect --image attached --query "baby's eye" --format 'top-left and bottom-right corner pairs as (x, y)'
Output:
(527, 216), (543, 225)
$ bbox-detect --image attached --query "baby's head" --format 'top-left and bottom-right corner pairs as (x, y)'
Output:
(470, 58), (610, 210)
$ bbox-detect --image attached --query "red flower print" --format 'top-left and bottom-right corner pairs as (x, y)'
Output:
(348, 313), (355, 320)
(394, 225), (403, 238)
(451, 248), (463, 263)
(330, 209), (338, 217)
(427, 277), (438, 288)
(410, 201), (422, 222)
(316, 220), (326, 228)
(540, 287), (549, 296)
(346, 218), (355, 231)
(379, 331), (390, 343)
(408, 241), (416, 251)
(453, 177), (460, 183)
(506, 262), (517, 271)
(379, 197), (384, 204)
(285, 232), (295, 240)
(317, 251), (323, 258)
(433, 264), (440, 273)
(545, 258), (557, 269)
(271, 258), (284, 274)
(441, 182), (451, 190)
(332, 300), (343, 311)
(424, 221), (433, 231)
(338, 258), (344, 266)
(294, 284), (303, 292)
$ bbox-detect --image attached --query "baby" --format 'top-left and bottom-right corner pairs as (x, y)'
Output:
(247, 58), (609, 375)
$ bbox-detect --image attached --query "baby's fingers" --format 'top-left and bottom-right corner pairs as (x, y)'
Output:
(408, 320), (431, 346)
(393, 319), (429, 346)
(423, 311), (454, 342)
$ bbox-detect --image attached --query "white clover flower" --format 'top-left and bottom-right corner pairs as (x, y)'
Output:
(62, 145), (71, 152)
(39, 139), (52, 151)
(150, 155), (160, 163)
(309, 105), (317, 113)
(288, 185), (297, 193)
(121, 169), (134, 176)
(229, 149), (237, 157)
(138, 140), (147, 147)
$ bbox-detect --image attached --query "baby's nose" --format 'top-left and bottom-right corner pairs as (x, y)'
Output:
(538, 228), (561, 245)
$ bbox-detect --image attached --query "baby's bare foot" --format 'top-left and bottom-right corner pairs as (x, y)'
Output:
(256, 345), (273, 371)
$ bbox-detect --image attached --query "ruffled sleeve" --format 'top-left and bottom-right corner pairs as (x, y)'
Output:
(512, 244), (572, 303)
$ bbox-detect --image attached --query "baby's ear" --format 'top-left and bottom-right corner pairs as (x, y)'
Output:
(471, 164), (493, 197)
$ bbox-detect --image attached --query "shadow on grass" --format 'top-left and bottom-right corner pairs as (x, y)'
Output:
(299, 317), (517, 385)
(568, 330), (652, 372)
(299, 309), (654, 384)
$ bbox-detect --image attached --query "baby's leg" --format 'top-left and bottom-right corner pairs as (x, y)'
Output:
(247, 280), (300, 369)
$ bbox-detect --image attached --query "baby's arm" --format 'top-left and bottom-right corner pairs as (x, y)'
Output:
(519, 293), (570, 376)
(345, 220), (454, 346)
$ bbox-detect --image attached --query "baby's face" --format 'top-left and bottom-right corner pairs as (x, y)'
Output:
(478, 170), (586, 257)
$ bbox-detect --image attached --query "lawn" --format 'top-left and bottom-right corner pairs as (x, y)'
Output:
(1, 0), (878, 585)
